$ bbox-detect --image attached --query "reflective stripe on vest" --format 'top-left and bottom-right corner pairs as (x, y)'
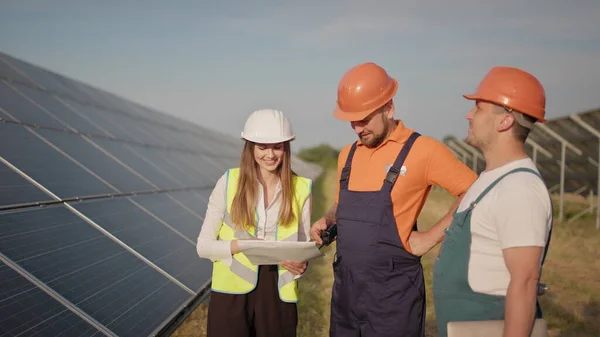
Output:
(210, 167), (311, 303)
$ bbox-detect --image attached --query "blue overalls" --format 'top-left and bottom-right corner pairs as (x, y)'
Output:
(433, 167), (552, 337)
(330, 132), (425, 337)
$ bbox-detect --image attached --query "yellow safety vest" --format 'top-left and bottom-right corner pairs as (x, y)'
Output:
(210, 168), (312, 303)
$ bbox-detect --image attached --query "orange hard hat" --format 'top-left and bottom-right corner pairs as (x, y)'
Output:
(463, 66), (546, 123)
(333, 62), (398, 121)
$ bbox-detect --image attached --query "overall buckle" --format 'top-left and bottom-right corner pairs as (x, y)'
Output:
(385, 166), (400, 184)
(537, 283), (548, 296)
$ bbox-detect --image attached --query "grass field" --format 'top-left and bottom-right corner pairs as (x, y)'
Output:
(172, 167), (600, 337)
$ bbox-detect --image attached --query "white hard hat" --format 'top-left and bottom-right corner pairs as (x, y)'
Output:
(241, 109), (296, 144)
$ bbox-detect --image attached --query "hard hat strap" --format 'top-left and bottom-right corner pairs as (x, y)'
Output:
(504, 107), (535, 129)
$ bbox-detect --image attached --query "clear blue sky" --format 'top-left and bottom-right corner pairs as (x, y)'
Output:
(1, 0), (599, 150)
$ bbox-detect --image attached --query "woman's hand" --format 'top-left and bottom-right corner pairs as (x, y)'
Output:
(230, 238), (262, 255)
(280, 260), (307, 275)
(230, 240), (240, 255)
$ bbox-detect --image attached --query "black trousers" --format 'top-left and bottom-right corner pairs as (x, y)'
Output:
(207, 265), (298, 337)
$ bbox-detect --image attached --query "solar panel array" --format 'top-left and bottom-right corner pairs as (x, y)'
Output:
(527, 109), (600, 195)
(0, 51), (323, 337)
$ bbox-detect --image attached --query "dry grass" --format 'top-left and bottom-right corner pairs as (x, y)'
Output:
(416, 188), (456, 337)
(538, 205), (600, 337)
(171, 169), (600, 337)
(296, 167), (338, 337)
(171, 303), (208, 337)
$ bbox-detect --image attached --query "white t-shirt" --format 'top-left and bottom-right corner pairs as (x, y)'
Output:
(456, 158), (553, 296)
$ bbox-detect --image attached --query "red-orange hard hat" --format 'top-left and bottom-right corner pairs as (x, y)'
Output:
(463, 66), (546, 122)
(333, 62), (398, 121)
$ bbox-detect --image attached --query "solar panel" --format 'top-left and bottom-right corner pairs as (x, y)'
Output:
(0, 82), (68, 130)
(0, 260), (104, 337)
(0, 50), (323, 336)
(0, 160), (55, 208)
(0, 59), (39, 89)
(0, 122), (118, 200)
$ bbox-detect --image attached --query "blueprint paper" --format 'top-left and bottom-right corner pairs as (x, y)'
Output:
(237, 240), (325, 265)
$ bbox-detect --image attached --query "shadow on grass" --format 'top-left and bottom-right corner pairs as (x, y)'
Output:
(540, 294), (600, 337)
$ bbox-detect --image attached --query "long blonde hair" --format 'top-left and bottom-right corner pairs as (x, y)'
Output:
(230, 141), (297, 231)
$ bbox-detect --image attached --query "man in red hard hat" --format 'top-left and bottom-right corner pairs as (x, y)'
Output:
(310, 62), (478, 337)
(433, 66), (553, 337)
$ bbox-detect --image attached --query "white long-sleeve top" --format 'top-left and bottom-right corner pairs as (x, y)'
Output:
(196, 171), (312, 269)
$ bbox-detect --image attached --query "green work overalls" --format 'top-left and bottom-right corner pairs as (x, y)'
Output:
(433, 167), (551, 337)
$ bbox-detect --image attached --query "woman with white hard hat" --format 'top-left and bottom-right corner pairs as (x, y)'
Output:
(196, 109), (313, 337)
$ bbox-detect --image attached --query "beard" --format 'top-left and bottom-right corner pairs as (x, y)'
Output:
(360, 118), (390, 148)
(465, 130), (488, 150)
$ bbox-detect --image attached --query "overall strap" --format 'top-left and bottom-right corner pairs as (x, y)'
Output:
(339, 141), (358, 191)
(471, 167), (540, 206)
(381, 132), (421, 193)
(539, 199), (554, 288)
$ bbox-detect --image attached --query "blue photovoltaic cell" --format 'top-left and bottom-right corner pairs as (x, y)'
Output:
(0, 161), (53, 208)
(0, 59), (38, 87)
(72, 197), (210, 291)
(46, 73), (102, 106)
(0, 81), (66, 129)
(168, 190), (211, 226)
(35, 129), (154, 193)
(0, 262), (103, 337)
(140, 122), (190, 150)
(90, 139), (184, 190)
(63, 101), (158, 144)
(14, 86), (109, 136)
(131, 147), (204, 187)
(164, 152), (223, 185)
(128, 193), (204, 242)
(1, 56), (77, 98)
(0, 205), (192, 337)
(0, 123), (114, 199)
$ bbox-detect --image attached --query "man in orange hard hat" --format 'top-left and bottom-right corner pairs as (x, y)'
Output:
(310, 62), (478, 337)
(433, 66), (553, 337)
